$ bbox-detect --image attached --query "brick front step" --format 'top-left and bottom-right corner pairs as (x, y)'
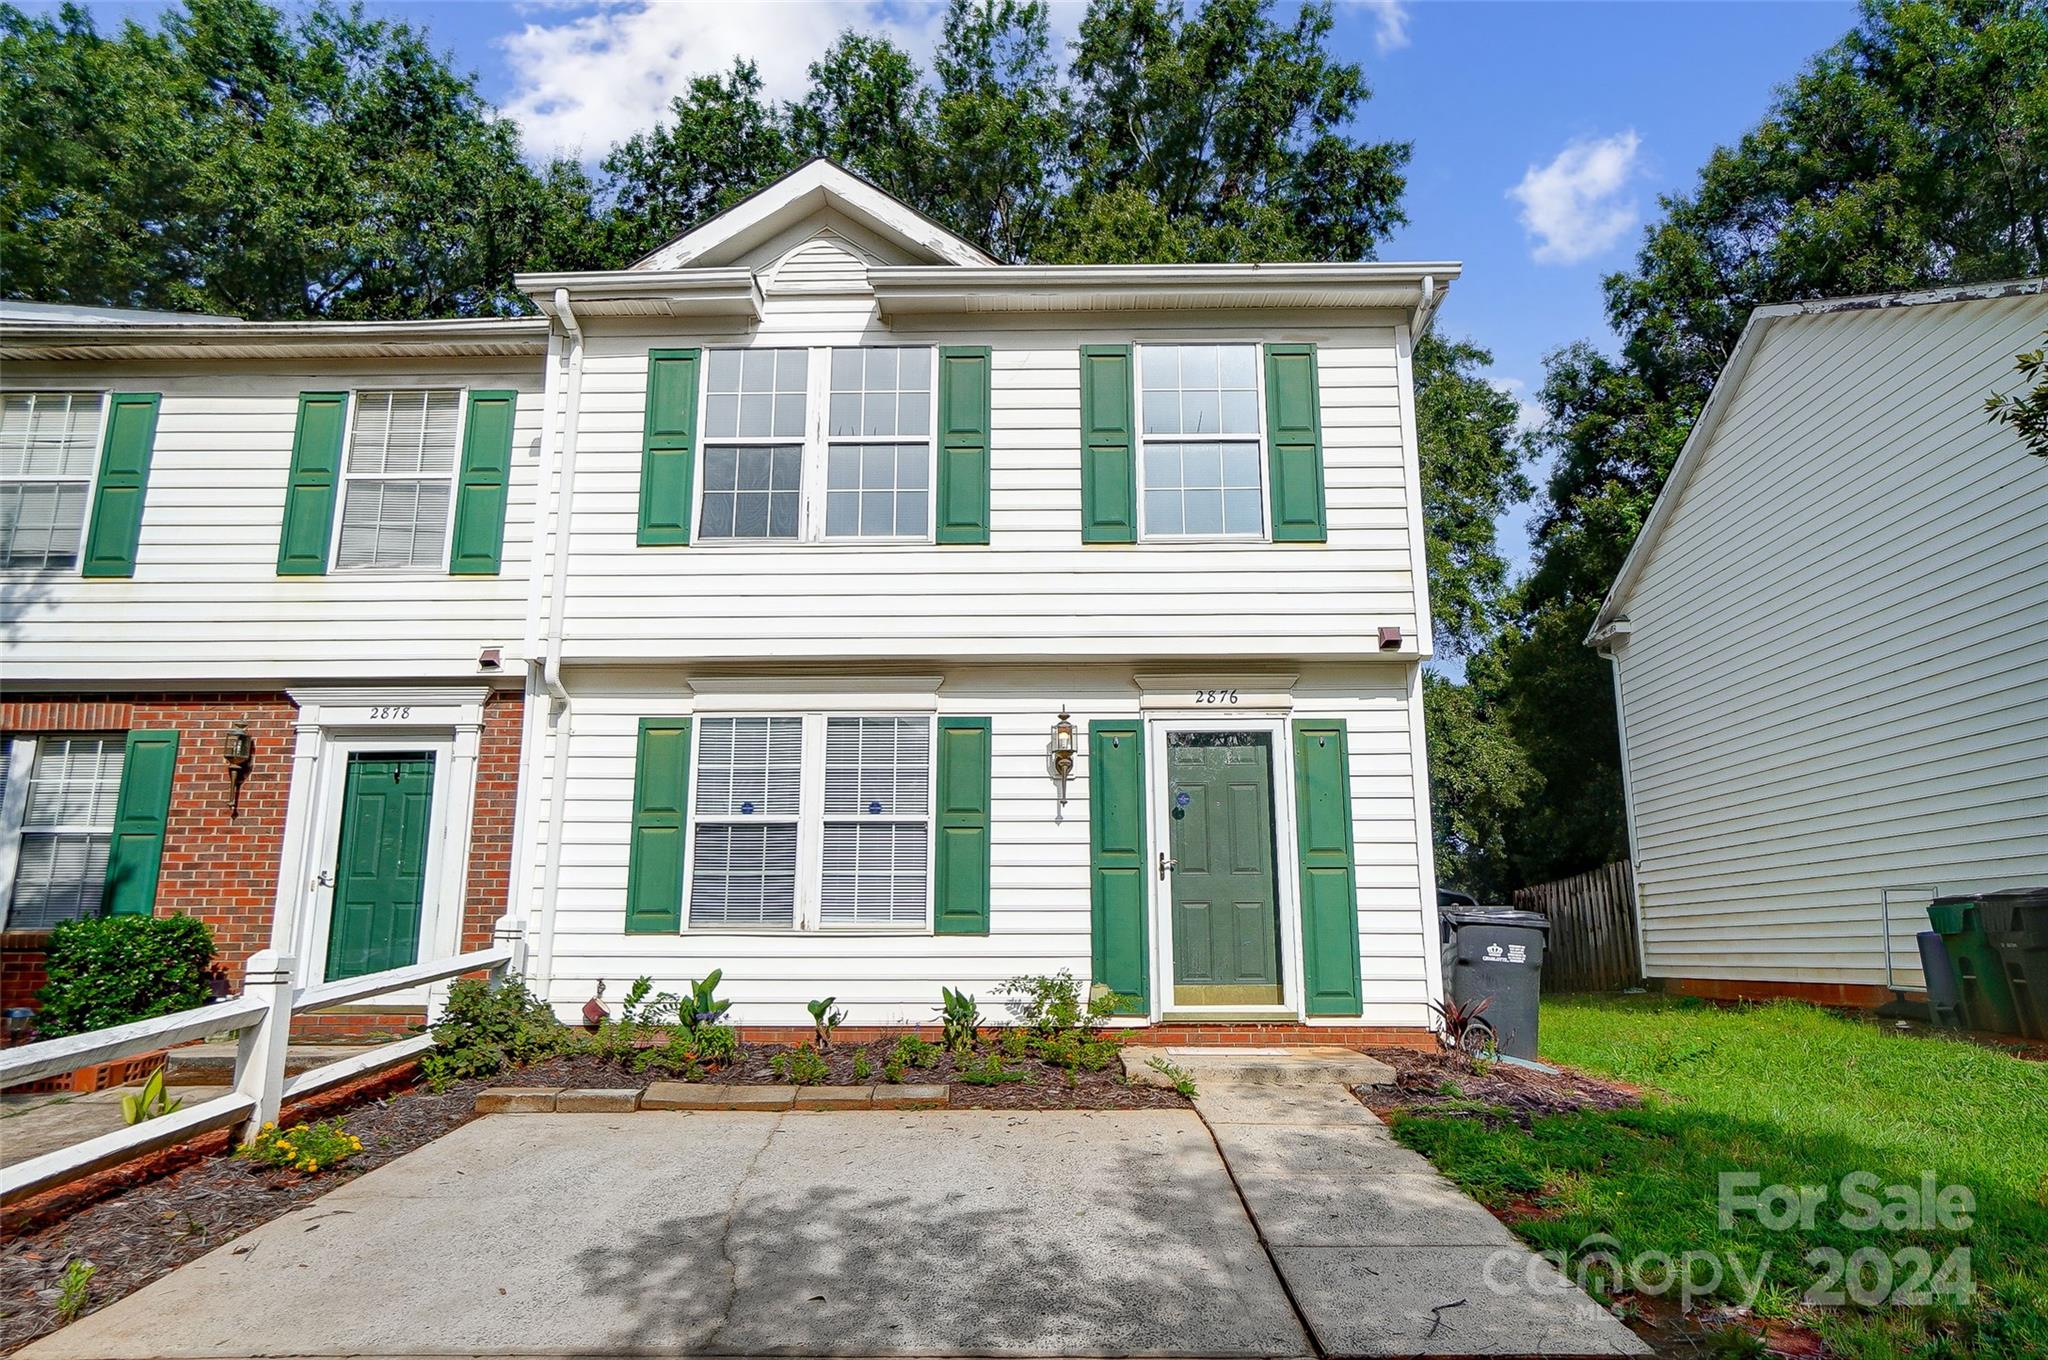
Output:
(476, 1084), (952, 1114)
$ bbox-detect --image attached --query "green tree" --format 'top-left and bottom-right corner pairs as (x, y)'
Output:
(0, 0), (594, 318)
(1423, 668), (1537, 898)
(1986, 331), (2048, 458)
(1413, 335), (1529, 657)
(1466, 0), (2048, 888)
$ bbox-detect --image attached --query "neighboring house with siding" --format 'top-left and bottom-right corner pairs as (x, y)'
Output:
(1589, 279), (2048, 1007)
(1, 160), (1455, 1042)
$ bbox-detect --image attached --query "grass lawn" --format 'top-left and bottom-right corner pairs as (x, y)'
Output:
(1386, 996), (2048, 1359)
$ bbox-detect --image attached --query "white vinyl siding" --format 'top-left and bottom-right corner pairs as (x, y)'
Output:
(1139, 344), (1264, 539)
(1609, 294), (2048, 990)
(336, 389), (460, 570)
(0, 391), (102, 571)
(0, 735), (124, 929)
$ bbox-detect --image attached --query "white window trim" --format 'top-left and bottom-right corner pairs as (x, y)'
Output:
(326, 387), (467, 575)
(0, 389), (107, 578)
(0, 733), (122, 932)
(691, 346), (939, 548)
(1133, 341), (1271, 545)
(683, 711), (938, 934)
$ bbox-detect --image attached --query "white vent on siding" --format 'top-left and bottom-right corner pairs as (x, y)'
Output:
(764, 232), (877, 294)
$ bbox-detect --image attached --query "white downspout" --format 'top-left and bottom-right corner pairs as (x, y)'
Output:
(534, 288), (585, 1006)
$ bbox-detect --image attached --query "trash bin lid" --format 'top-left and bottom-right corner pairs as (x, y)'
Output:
(1981, 886), (2048, 911)
(1441, 905), (1551, 931)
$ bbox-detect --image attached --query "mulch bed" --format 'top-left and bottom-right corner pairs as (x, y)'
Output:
(0, 1070), (496, 1356)
(1353, 1044), (1642, 1127)
(517, 1036), (1190, 1111)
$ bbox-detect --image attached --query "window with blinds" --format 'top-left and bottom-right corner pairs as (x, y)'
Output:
(689, 717), (803, 927)
(0, 391), (103, 570)
(821, 717), (931, 927)
(335, 389), (460, 570)
(1, 736), (124, 928)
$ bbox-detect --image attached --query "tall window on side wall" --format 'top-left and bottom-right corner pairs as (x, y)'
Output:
(0, 735), (124, 928)
(700, 350), (807, 541)
(335, 389), (461, 570)
(826, 348), (931, 539)
(685, 714), (934, 931)
(0, 392), (103, 571)
(1138, 344), (1264, 539)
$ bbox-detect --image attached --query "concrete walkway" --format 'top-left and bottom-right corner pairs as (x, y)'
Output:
(1194, 1082), (1647, 1357)
(1, 1083), (212, 1168)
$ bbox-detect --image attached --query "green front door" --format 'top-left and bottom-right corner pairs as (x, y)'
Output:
(326, 751), (434, 982)
(1166, 731), (1283, 1006)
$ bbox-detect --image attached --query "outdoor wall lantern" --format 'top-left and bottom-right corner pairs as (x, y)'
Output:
(1049, 707), (1077, 806)
(223, 722), (255, 815)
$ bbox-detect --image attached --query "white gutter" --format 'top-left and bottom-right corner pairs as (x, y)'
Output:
(533, 288), (586, 1002)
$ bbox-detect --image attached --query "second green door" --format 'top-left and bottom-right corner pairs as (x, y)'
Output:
(1166, 731), (1283, 1006)
(326, 751), (434, 982)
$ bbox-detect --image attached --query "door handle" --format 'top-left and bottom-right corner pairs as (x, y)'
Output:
(1158, 853), (1176, 880)
(314, 870), (333, 890)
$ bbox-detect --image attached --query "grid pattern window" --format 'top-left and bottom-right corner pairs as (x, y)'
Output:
(1138, 344), (1264, 538)
(335, 390), (461, 569)
(700, 349), (808, 540)
(689, 717), (803, 927)
(821, 718), (930, 927)
(825, 348), (931, 538)
(3, 737), (124, 929)
(0, 392), (103, 571)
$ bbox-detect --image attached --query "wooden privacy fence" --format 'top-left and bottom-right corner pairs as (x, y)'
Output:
(1513, 861), (1643, 992)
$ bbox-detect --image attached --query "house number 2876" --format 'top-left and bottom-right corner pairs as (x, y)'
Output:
(368, 706), (412, 720)
(1195, 689), (1239, 704)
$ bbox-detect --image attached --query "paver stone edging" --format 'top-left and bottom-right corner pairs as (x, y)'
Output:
(476, 1083), (951, 1113)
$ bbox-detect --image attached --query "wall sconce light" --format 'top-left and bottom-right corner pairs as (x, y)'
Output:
(1049, 707), (1077, 806)
(222, 722), (254, 816)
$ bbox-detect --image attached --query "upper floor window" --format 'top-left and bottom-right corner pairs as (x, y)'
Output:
(695, 347), (934, 544)
(0, 392), (102, 571)
(335, 389), (460, 570)
(1138, 344), (1264, 539)
(0, 735), (124, 929)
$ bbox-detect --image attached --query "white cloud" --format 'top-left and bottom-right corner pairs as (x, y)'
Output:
(1490, 376), (1546, 437)
(1507, 130), (1642, 265)
(1354, 0), (1411, 53)
(500, 1), (950, 162)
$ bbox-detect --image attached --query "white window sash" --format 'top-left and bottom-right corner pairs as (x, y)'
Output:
(0, 737), (35, 928)
(330, 388), (464, 572)
(1134, 342), (1271, 543)
(0, 391), (106, 574)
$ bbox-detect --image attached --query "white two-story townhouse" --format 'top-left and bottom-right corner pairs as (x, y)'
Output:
(0, 304), (548, 1033)
(513, 162), (1456, 1042)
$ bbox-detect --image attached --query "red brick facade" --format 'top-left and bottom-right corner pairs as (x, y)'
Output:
(0, 691), (524, 1024)
(1664, 975), (1912, 1009)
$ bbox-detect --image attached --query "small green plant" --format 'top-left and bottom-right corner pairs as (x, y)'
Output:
(1146, 1056), (1199, 1098)
(937, 987), (980, 1053)
(631, 1020), (739, 1079)
(889, 1034), (943, 1069)
(882, 1058), (906, 1083)
(239, 1118), (363, 1174)
(120, 1067), (183, 1125)
(999, 1027), (1030, 1058)
(55, 1259), (94, 1324)
(769, 1044), (830, 1085)
(421, 973), (572, 1090)
(693, 1023), (739, 1063)
(1003, 970), (1121, 1038)
(852, 1051), (873, 1082)
(807, 996), (846, 1048)
(955, 1051), (1028, 1085)
(33, 914), (216, 1039)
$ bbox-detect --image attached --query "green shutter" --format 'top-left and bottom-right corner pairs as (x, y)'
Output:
(449, 390), (516, 575)
(1264, 344), (1327, 542)
(638, 349), (700, 546)
(1079, 346), (1136, 543)
(104, 730), (179, 917)
(933, 718), (993, 934)
(935, 347), (990, 544)
(1292, 719), (1363, 1016)
(1088, 719), (1149, 1014)
(625, 718), (691, 933)
(80, 392), (162, 578)
(277, 392), (348, 575)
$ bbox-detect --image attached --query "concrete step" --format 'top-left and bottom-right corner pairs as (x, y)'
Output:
(1122, 1044), (1395, 1089)
(163, 1042), (396, 1086)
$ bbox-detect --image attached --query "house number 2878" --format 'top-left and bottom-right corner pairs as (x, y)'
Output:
(1195, 689), (1239, 704)
(368, 706), (412, 720)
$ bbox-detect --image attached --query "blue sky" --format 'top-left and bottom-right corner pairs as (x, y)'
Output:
(48, 0), (1859, 569)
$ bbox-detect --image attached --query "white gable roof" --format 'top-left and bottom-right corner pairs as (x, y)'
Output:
(633, 159), (996, 271)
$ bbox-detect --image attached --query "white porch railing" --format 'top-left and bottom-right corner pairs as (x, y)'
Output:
(0, 914), (526, 1208)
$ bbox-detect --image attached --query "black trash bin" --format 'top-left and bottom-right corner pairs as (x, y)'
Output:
(1439, 906), (1550, 1059)
(1979, 887), (2048, 1040)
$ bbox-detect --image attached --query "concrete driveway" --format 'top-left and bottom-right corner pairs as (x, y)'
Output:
(23, 1110), (1310, 1359)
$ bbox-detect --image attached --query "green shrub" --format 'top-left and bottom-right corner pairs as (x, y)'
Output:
(937, 987), (980, 1053)
(1004, 970), (1122, 1037)
(888, 1034), (943, 1069)
(420, 974), (572, 1090)
(769, 1044), (830, 1085)
(239, 1117), (362, 1173)
(955, 1052), (1027, 1085)
(33, 914), (215, 1038)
